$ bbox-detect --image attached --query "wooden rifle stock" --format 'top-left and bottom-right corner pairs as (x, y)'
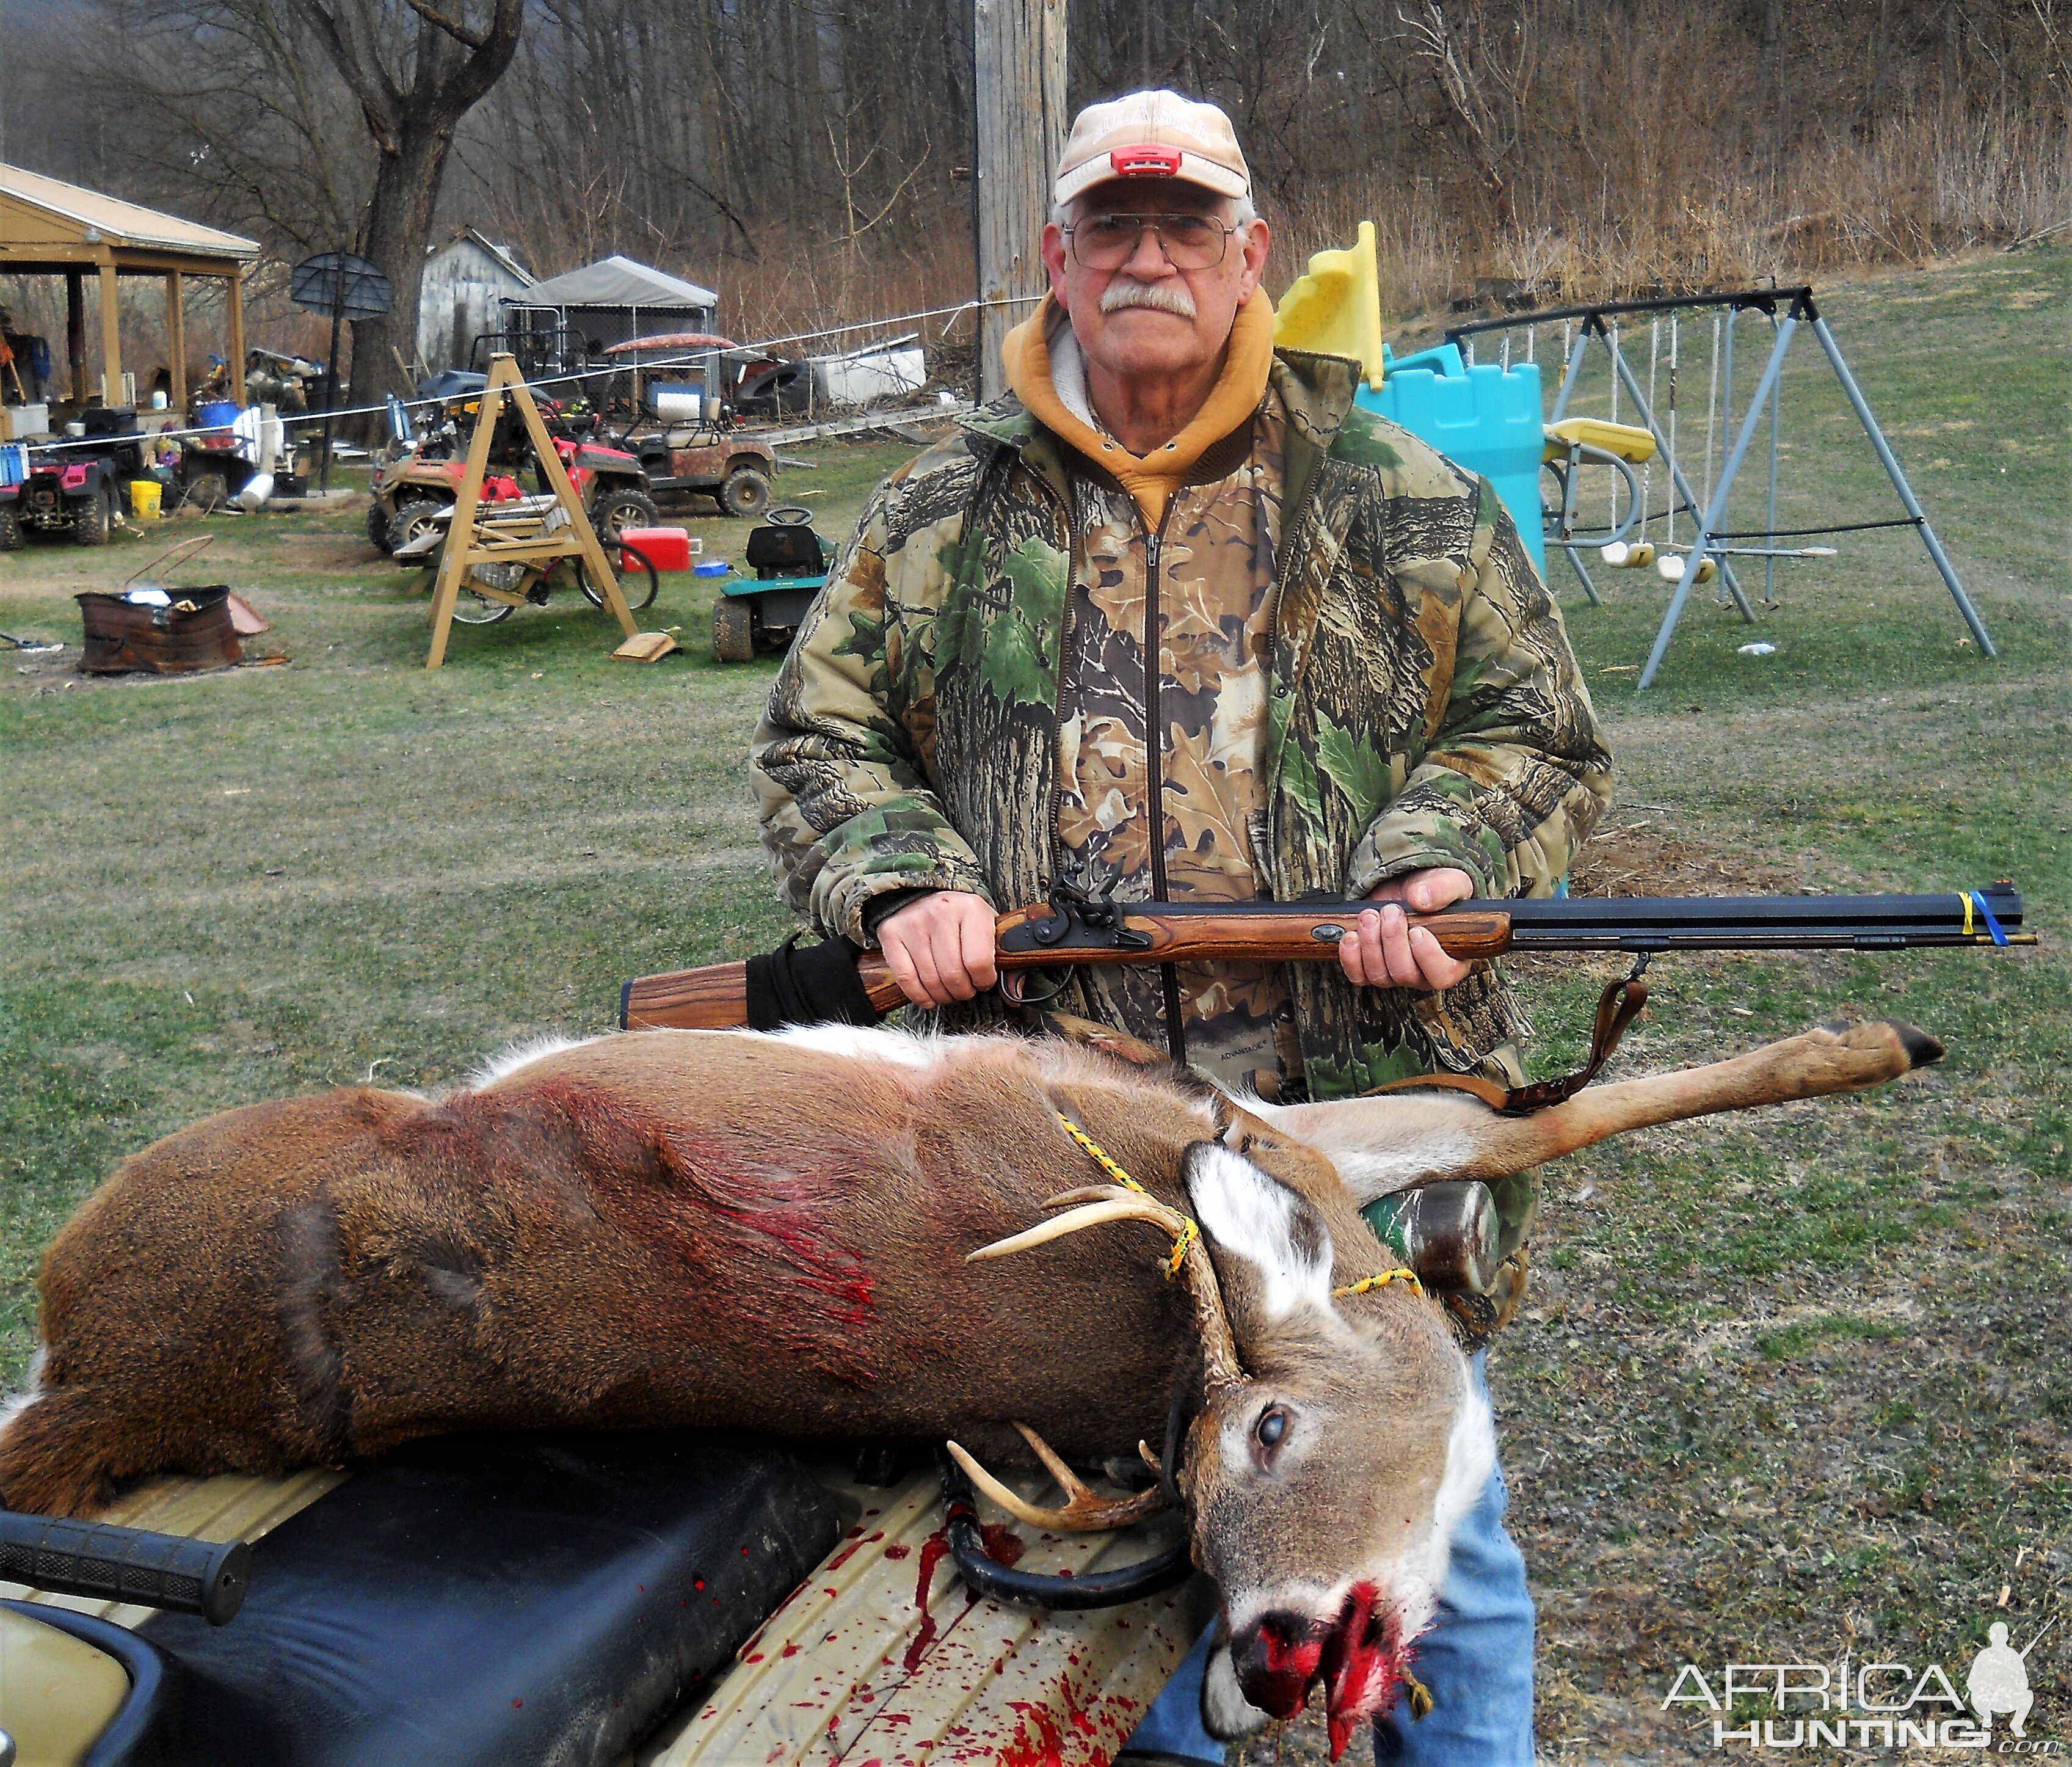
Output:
(619, 903), (1515, 1031)
(620, 956), (907, 1032)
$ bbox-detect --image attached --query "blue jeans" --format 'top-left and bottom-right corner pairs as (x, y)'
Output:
(1122, 1352), (1535, 1765)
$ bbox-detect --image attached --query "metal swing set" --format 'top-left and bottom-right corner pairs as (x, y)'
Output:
(1445, 287), (1996, 689)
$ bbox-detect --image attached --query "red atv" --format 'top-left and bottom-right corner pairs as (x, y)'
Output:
(367, 396), (657, 555)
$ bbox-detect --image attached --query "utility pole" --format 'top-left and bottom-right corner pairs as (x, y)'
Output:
(973, 0), (1067, 403)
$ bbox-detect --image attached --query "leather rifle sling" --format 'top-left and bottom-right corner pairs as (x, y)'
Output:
(1361, 962), (1652, 1116)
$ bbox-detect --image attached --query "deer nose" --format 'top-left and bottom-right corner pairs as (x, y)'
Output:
(1230, 1611), (1331, 1720)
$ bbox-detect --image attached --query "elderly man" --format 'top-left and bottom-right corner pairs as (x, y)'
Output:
(754, 90), (1611, 1766)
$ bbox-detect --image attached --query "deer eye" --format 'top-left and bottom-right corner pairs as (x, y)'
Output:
(1255, 1405), (1291, 1449)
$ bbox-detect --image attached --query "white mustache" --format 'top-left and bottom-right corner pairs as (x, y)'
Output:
(1099, 277), (1198, 318)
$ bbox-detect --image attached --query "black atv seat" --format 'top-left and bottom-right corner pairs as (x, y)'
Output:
(31, 1430), (843, 1767)
(744, 523), (826, 576)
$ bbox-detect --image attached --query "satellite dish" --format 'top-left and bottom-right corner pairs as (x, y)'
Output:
(289, 252), (393, 321)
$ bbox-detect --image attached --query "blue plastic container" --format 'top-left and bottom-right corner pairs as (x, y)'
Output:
(196, 400), (239, 430)
(1356, 345), (1547, 577)
(693, 558), (730, 577)
(0, 445), (23, 487)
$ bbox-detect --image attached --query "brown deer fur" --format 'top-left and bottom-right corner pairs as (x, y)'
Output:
(0, 1015), (1939, 1743)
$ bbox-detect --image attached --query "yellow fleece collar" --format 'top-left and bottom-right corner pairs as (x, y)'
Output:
(1001, 290), (1276, 528)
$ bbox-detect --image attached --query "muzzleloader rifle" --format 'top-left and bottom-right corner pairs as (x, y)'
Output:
(619, 882), (2032, 1034)
(622, 882), (2030, 1302)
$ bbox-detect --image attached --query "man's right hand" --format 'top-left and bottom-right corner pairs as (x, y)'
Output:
(876, 890), (999, 1008)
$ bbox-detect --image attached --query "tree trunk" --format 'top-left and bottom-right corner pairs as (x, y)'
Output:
(351, 117), (459, 402)
(293, 0), (524, 406)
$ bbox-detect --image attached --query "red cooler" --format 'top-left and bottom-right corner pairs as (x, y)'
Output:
(621, 526), (692, 572)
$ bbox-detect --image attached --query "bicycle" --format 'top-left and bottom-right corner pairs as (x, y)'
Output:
(448, 542), (658, 625)
(423, 500), (662, 626)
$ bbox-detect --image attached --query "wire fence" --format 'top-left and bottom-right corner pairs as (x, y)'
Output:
(20, 293), (1043, 457)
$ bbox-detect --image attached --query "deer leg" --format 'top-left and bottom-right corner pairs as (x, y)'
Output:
(1507, 1017), (1942, 1167)
(1267, 1019), (1941, 1203)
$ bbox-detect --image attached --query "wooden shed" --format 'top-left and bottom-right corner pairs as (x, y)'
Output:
(0, 163), (259, 414)
(417, 228), (532, 373)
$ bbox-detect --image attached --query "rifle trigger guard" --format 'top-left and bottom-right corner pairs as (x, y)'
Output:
(999, 966), (1075, 1008)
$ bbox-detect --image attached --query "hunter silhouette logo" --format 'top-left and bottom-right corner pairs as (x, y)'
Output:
(1969, 1618), (2056, 1740)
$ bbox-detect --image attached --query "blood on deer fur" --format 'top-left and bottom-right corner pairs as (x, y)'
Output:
(0, 1016), (1939, 1521)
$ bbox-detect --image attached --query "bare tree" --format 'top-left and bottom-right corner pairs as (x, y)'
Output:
(15, 0), (2067, 366)
(1396, 0), (1532, 227)
(291, 0), (525, 398)
(87, 1), (369, 255)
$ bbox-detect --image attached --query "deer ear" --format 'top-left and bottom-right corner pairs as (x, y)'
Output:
(1183, 1142), (1335, 1322)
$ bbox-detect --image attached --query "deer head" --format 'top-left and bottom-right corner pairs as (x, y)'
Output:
(964, 1139), (1488, 1757)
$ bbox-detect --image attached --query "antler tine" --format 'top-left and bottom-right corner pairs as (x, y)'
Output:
(1044, 1185), (1130, 1209)
(969, 1187), (1246, 1394)
(967, 1194), (1190, 1262)
(945, 1427), (1169, 1534)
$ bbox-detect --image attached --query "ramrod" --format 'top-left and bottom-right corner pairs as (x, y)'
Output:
(0, 1013), (1940, 1749)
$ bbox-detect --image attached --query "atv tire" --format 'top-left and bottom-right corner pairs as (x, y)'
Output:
(389, 498), (447, 554)
(591, 487), (659, 541)
(718, 467), (771, 519)
(366, 497), (396, 555)
(711, 596), (756, 664)
(71, 484), (111, 547)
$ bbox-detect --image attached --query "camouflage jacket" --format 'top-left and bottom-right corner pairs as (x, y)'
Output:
(752, 349), (1613, 1099)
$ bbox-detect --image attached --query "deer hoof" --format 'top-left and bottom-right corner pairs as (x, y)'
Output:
(1882, 1019), (1945, 1069)
(1816, 1017), (1945, 1071)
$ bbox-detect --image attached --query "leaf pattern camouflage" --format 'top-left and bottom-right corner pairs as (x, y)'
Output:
(1052, 390), (1291, 1091)
(754, 348), (1615, 1103)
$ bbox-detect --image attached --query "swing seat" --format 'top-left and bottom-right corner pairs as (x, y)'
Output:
(1543, 418), (1656, 464)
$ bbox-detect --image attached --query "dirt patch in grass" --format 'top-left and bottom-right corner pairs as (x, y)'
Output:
(1568, 816), (1808, 898)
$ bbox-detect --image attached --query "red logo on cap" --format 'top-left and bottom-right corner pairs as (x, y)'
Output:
(1110, 144), (1183, 178)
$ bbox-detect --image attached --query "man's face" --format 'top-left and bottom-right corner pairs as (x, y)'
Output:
(1041, 180), (1270, 388)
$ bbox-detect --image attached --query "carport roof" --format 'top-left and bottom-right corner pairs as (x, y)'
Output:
(520, 254), (717, 310)
(0, 163), (260, 265)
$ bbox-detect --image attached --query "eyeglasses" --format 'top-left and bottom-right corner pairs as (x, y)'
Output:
(1063, 213), (1240, 271)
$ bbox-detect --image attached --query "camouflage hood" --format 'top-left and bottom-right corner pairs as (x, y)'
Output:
(753, 348), (1613, 1096)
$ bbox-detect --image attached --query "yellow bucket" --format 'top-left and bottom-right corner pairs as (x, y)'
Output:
(129, 479), (162, 521)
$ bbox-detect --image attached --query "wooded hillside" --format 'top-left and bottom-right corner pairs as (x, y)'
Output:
(4, 0), (2065, 343)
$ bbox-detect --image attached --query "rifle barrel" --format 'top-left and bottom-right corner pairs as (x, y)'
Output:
(1495, 886), (2027, 951)
(991, 885), (2028, 965)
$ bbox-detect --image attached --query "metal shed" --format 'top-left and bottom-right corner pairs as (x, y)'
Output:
(0, 163), (259, 413)
(508, 255), (719, 357)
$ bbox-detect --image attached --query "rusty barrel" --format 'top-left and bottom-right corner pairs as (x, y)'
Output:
(75, 587), (242, 674)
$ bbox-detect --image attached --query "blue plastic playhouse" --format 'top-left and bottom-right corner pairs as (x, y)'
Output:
(1354, 344), (1546, 577)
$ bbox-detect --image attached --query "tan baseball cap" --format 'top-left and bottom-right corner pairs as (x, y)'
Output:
(1053, 90), (1250, 209)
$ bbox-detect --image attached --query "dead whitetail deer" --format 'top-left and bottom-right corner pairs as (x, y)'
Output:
(0, 1013), (1940, 1749)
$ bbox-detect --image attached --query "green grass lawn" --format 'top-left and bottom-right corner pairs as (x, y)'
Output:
(5, 247), (2068, 1760)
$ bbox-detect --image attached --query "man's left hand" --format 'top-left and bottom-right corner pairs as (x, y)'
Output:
(1337, 867), (1477, 991)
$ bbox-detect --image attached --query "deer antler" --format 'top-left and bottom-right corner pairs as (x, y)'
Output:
(969, 1184), (1245, 1394)
(945, 1423), (1170, 1532)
